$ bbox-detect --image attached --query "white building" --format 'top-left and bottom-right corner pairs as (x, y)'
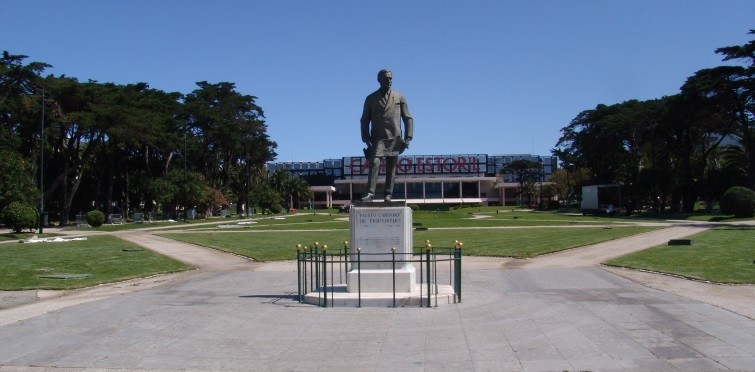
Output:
(267, 154), (557, 208)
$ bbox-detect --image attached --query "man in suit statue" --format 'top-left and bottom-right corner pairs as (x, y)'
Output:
(360, 69), (414, 202)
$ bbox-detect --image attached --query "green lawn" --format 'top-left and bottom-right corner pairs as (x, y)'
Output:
(0, 232), (59, 242)
(0, 235), (193, 290)
(161, 226), (660, 261)
(4, 207), (747, 292)
(604, 226), (755, 284)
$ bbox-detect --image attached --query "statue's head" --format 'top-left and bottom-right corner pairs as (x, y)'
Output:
(377, 69), (392, 92)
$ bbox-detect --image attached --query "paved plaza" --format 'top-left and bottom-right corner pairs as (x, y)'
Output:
(0, 223), (754, 371)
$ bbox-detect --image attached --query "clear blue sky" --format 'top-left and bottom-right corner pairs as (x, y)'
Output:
(3, 1), (753, 162)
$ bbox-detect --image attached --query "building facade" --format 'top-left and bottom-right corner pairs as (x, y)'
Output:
(267, 154), (557, 208)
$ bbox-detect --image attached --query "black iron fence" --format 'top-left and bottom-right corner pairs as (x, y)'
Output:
(296, 241), (462, 308)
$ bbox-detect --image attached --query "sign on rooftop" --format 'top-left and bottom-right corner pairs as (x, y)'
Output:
(343, 154), (488, 177)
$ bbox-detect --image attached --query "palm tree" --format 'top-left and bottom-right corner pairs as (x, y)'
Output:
(286, 176), (313, 210)
(269, 169), (312, 210)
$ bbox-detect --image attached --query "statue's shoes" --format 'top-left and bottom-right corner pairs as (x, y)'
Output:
(360, 193), (374, 202)
(384, 195), (392, 202)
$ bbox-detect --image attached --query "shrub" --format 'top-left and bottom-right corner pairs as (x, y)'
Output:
(719, 186), (755, 218)
(86, 210), (106, 227)
(2, 202), (38, 233)
(547, 200), (560, 210)
(408, 204), (420, 211)
(269, 203), (284, 214)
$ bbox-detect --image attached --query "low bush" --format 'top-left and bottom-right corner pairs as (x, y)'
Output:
(719, 186), (755, 218)
(86, 210), (106, 227)
(269, 203), (284, 214)
(1, 202), (38, 233)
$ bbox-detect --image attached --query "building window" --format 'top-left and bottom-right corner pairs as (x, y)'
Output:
(406, 183), (423, 199)
(392, 183), (406, 199)
(425, 182), (442, 199)
(352, 183), (368, 198)
(443, 182), (460, 199)
(461, 181), (478, 198)
(334, 184), (350, 200)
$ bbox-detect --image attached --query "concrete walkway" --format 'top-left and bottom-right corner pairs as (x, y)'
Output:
(0, 221), (754, 371)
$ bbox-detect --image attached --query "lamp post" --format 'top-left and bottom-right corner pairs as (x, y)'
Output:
(538, 156), (543, 209)
(183, 131), (188, 221)
(244, 141), (250, 217)
(39, 89), (45, 234)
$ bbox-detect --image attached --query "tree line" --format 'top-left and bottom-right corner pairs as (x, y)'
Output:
(1, 51), (312, 226)
(551, 30), (754, 213)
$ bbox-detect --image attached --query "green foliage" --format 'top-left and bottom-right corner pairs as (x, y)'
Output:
(149, 170), (209, 215)
(269, 203), (284, 214)
(408, 204), (420, 211)
(0, 150), (40, 211)
(1, 202), (38, 233)
(200, 187), (228, 216)
(269, 169), (312, 210)
(719, 186), (755, 217)
(251, 183), (281, 213)
(86, 210), (106, 227)
(149, 177), (179, 207)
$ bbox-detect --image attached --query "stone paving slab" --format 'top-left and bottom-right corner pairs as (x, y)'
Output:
(1, 266), (753, 371)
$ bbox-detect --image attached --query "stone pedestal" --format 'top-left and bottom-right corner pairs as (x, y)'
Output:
(347, 204), (416, 293)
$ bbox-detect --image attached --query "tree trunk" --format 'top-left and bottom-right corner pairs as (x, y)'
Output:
(60, 172), (70, 226)
(122, 170), (130, 221)
(104, 157), (114, 220)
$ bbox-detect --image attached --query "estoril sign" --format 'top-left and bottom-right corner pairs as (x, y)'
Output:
(343, 154), (488, 177)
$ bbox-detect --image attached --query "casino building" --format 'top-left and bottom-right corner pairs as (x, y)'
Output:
(267, 154), (557, 209)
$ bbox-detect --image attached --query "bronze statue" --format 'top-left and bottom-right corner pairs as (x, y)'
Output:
(360, 69), (414, 202)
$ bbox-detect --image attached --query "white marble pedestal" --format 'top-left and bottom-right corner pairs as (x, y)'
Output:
(346, 205), (416, 294)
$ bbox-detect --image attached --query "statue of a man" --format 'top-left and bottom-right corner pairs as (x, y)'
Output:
(360, 69), (414, 202)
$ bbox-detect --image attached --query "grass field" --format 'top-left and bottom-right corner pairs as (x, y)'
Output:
(604, 226), (755, 284)
(0, 235), (193, 290)
(2, 207), (750, 290)
(0, 232), (59, 242)
(161, 225), (660, 261)
(158, 208), (660, 260)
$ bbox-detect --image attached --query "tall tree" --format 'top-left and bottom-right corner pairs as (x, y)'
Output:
(40, 76), (107, 225)
(0, 51), (49, 151)
(501, 160), (542, 205)
(183, 81), (276, 190)
(707, 30), (755, 188)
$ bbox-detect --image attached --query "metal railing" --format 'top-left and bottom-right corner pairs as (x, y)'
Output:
(296, 240), (462, 308)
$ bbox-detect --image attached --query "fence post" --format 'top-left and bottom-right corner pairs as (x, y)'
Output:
(322, 245), (328, 308)
(314, 242), (320, 293)
(454, 240), (463, 303)
(391, 247), (396, 308)
(425, 242), (432, 308)
(296, 244), (303, 303)
(343, 241), (349, 285)
(357, 247), (362, 308)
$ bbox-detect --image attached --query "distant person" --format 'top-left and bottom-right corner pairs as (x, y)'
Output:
(360, 69), (414, 202)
